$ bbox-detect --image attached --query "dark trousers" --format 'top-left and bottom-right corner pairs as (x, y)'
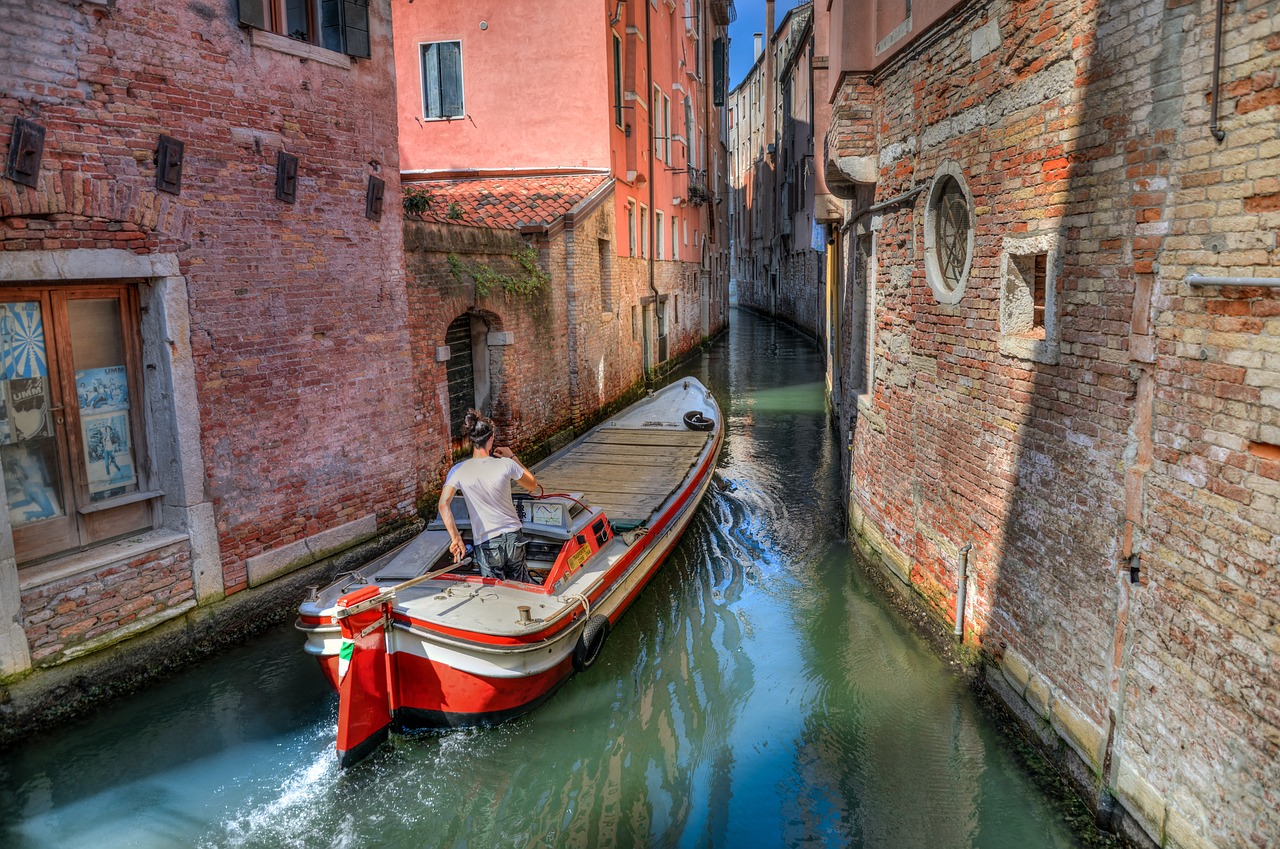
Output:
(475, 531), (530, 583)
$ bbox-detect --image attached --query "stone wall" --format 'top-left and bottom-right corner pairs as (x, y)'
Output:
(404, 201), (719, 494)
(1, 0), (414, 665)
(830, 2), (1279, 847)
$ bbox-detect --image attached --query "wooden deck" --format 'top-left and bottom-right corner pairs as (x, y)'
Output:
(534, 428), (712, 525)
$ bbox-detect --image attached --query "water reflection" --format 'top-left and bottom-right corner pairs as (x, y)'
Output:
(0, 310), (1082, 848)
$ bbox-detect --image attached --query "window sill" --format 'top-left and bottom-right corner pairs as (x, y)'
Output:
(18, 529), (190, 592)
(999, 334), (1060, 366)
(78, 489), (164, 515)
(248, 28), (352, 69)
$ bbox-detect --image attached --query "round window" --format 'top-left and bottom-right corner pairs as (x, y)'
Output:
(923, 165), (974, 304)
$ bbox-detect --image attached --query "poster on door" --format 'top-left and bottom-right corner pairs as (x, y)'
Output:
(76, 366), (130, 413)
(1, 440), (63, 526)
(0, 302), (48, 380)
(82, 411), (137, 495)
(6, 376), (52, 441)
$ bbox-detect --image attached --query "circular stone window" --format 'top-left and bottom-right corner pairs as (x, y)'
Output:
(923, 164), (975, 304)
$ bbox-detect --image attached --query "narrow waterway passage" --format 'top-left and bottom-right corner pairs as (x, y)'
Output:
(1, 309), (1088, 848)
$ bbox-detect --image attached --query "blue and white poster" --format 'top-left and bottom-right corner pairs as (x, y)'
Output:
(0, 302), (48, 380)
(76, 366), (130, 413)
(82, 411), (137, 495)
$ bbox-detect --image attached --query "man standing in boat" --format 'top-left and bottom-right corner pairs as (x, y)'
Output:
(438, 409), (539, 583)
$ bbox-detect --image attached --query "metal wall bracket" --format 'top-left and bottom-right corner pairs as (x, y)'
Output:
(275, 151), (298, 203)
(5, 117), (45, 188)
(155, 134), (184, 195)
(365, 175), (385, 221)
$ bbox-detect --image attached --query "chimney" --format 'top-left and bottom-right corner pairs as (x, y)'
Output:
(753, 33), (763, 61)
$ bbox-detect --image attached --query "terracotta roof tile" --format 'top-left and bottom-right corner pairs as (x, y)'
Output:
(403, 173), (610, 231)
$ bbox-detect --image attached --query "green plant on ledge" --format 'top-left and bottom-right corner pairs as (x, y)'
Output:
(403, 185), (432, 217)
(447, 246), (550, 298)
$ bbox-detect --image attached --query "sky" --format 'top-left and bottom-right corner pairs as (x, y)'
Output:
(727, 0), (808, 90)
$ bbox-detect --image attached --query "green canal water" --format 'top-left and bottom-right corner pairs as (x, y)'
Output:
(0, 309), (1094, 848)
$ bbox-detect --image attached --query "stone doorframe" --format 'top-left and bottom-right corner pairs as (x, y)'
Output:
(0, 249), (220, 678)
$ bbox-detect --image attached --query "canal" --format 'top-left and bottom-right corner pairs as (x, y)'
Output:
(0, 309), (1099, 848)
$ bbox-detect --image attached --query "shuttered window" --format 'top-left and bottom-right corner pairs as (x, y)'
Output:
(422, 41), (464, 120)
(237, 0), (371, 58)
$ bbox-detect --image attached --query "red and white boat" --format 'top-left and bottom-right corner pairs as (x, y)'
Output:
(297, 377), (722, 766)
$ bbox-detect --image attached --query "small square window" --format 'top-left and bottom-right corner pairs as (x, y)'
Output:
(999, 235), (1061, 364)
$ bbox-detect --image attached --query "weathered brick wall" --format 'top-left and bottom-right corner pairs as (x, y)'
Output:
(832, 1), (1279, 847)
(778, 248), (825, 338)
(404, 221), (573, 486)
(21, 542), (193, 667)
(404, 208), (715, 494)
(1, 0), (416, 597)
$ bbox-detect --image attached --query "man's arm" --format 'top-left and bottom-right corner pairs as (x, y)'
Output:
(437, 484), (466, 563)
(494, 446), (537, 492)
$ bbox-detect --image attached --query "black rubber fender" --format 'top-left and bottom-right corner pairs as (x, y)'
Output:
(572, 614), (610, 671)
(683, 410), (714, 431)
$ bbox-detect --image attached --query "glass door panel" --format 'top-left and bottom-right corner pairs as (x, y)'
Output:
(68, 299), (139, 502)
(0, 298), (78, 561)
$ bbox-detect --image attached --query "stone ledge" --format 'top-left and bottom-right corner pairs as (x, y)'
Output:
(18, 529), (190, 592)
(246, 514), (377, 588)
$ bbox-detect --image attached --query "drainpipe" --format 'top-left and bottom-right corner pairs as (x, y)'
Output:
(1209, 0), (1226, 142)
(954, 543), (972, 640)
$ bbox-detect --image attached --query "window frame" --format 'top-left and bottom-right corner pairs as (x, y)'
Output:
(237, 0), (371, 58)
(420, 39), (465, 121)
(923, 162), (974, 305)
(613, 34), (625, 129)
(1, 283), (156, 566)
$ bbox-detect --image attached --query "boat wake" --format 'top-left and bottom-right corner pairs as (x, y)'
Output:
(199, 721), (349, 849)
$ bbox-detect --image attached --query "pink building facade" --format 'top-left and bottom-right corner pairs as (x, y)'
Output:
(393, 0), (733, 379)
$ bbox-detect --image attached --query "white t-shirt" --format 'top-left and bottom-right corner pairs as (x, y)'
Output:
(444, 456), (524, 544)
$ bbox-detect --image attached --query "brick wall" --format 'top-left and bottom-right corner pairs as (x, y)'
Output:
(404, 221), (572, 485)
(21, 542), (193, 667)
(828, 1), (1279, 847)
(3, 1), (415, 614)
(403, 203), (716, 493)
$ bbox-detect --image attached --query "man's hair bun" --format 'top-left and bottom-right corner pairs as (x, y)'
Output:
(463, 408), (494, 447)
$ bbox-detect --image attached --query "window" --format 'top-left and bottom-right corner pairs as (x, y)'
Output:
(999, 235), (1061, 364)
(656, 211), (665, 260)
(237, 0), (371, 57)
(640, 205), (649, 259)
(421, 41), (464, 120)
(653, 85), (663, 163)
(0, 287), (154, 564)
(663, 94), (672, 164)
(599, 239), (614, 312)
(613, 35), (624, 128)
(684, 96), (694, 159)
(627, 200), (637, 257)
(672, 216), (679, 261)
(923, 163), (974, 305)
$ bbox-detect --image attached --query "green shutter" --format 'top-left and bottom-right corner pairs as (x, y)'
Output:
(343, 0), (371, 58)
(440, 42), (463, 117)
(237, 0), (269, 30)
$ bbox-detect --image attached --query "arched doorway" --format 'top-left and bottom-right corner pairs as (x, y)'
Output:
(444, 312), (492, 445)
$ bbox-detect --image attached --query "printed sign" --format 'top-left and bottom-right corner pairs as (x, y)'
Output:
(76, 366), (130, 413)
(1, 441), (63, 526)
(82, 411), (137, 495)
(0, 302), (48, 379)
